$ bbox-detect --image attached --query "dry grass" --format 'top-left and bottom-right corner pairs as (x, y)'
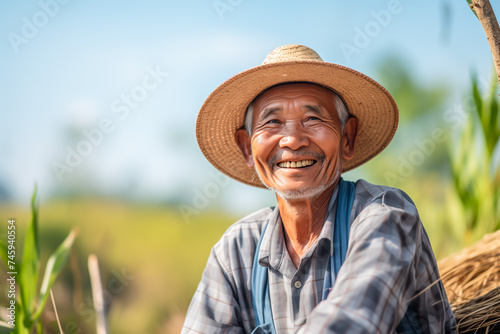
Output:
(438, 229), (500, 304)
(438, 229), (500, 333)
(451, 287), (500, 333)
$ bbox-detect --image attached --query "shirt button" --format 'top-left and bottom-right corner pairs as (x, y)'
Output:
(294, 281), (302, 289)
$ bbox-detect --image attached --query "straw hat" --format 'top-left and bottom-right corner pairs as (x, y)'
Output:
(196, 44), (399, 188)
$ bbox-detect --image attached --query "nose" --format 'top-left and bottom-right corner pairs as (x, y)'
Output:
(278, 121), (310, 150)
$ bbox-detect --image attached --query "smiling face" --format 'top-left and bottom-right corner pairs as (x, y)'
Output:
(236, 82), (358, 200)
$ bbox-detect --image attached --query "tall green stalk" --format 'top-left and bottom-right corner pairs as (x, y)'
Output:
(449, 74), (500, 244)
(0, 189), (77, 333)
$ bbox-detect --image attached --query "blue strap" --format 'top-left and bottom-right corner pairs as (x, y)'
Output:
(322, 178), (355, 300)
(252, 178), (355, 334)
(251, 222), (276, 334)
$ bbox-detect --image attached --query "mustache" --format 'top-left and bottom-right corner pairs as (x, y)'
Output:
(268, 151), (325, 167)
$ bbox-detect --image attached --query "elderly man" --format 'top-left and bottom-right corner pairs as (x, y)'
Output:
(182, 45), (456, 333)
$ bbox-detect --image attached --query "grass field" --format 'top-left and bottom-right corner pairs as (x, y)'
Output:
(1, 198), (238, 333)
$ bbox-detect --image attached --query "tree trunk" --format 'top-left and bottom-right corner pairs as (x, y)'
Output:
(471, 0), (500, 87)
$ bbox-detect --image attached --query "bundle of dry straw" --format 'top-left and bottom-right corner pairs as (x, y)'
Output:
(438, 229), (500, 333)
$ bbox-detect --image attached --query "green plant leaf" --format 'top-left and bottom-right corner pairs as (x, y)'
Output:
(472, 77), (484, 121)
(32, 229), (77, 321)
(36, 321), (42, 334)
(13, 300), (30, 334)
(488, 97), (499, 154)
(492, 81), (500, 137)
(19, 186), (40, 328)
(487, 74), (500, 153)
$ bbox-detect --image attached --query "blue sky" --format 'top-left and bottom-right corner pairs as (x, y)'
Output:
(1, 0), (498, 214)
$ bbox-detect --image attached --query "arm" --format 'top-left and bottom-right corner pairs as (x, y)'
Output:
(182, 248), (245, 334)
(300, 191), (424, 333)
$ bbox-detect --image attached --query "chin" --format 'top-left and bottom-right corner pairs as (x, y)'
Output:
(273, 185), (330, 200)
(262, 178), (336, 201)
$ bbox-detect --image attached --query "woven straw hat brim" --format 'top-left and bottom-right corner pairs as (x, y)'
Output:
(196, 60), (398, 188)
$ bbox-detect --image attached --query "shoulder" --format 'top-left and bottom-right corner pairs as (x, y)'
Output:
(348, 179), (426, 262)
(349, 179), (422, 239)
(352, 179), (419, 217)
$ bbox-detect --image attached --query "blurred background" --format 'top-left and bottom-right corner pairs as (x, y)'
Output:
(1, 0), (499, 333)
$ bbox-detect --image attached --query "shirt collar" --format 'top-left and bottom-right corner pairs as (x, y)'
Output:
(257, 184), (340, 271)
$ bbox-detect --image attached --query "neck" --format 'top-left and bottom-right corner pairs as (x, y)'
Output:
(277, 182), (338, 268)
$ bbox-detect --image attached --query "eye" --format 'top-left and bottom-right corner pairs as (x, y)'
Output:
(306, 116), (321, 121)
(265, 119), (281, 125)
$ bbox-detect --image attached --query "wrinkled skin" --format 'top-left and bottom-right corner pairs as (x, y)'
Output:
(236, 82), (358, 267)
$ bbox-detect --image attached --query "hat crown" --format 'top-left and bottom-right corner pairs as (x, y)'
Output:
(262, 44), (323, 65)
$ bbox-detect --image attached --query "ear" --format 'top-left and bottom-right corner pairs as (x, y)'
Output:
(235, 129), (254, 167)
(341, 117), (358, 160)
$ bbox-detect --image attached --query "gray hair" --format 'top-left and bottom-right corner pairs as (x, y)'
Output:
(244, 90), (349, 135)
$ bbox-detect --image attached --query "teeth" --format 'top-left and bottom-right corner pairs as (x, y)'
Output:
(278, 160), (315, 168)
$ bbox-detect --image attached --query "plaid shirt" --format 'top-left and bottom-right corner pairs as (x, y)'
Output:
(182, 179), (456, 333)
